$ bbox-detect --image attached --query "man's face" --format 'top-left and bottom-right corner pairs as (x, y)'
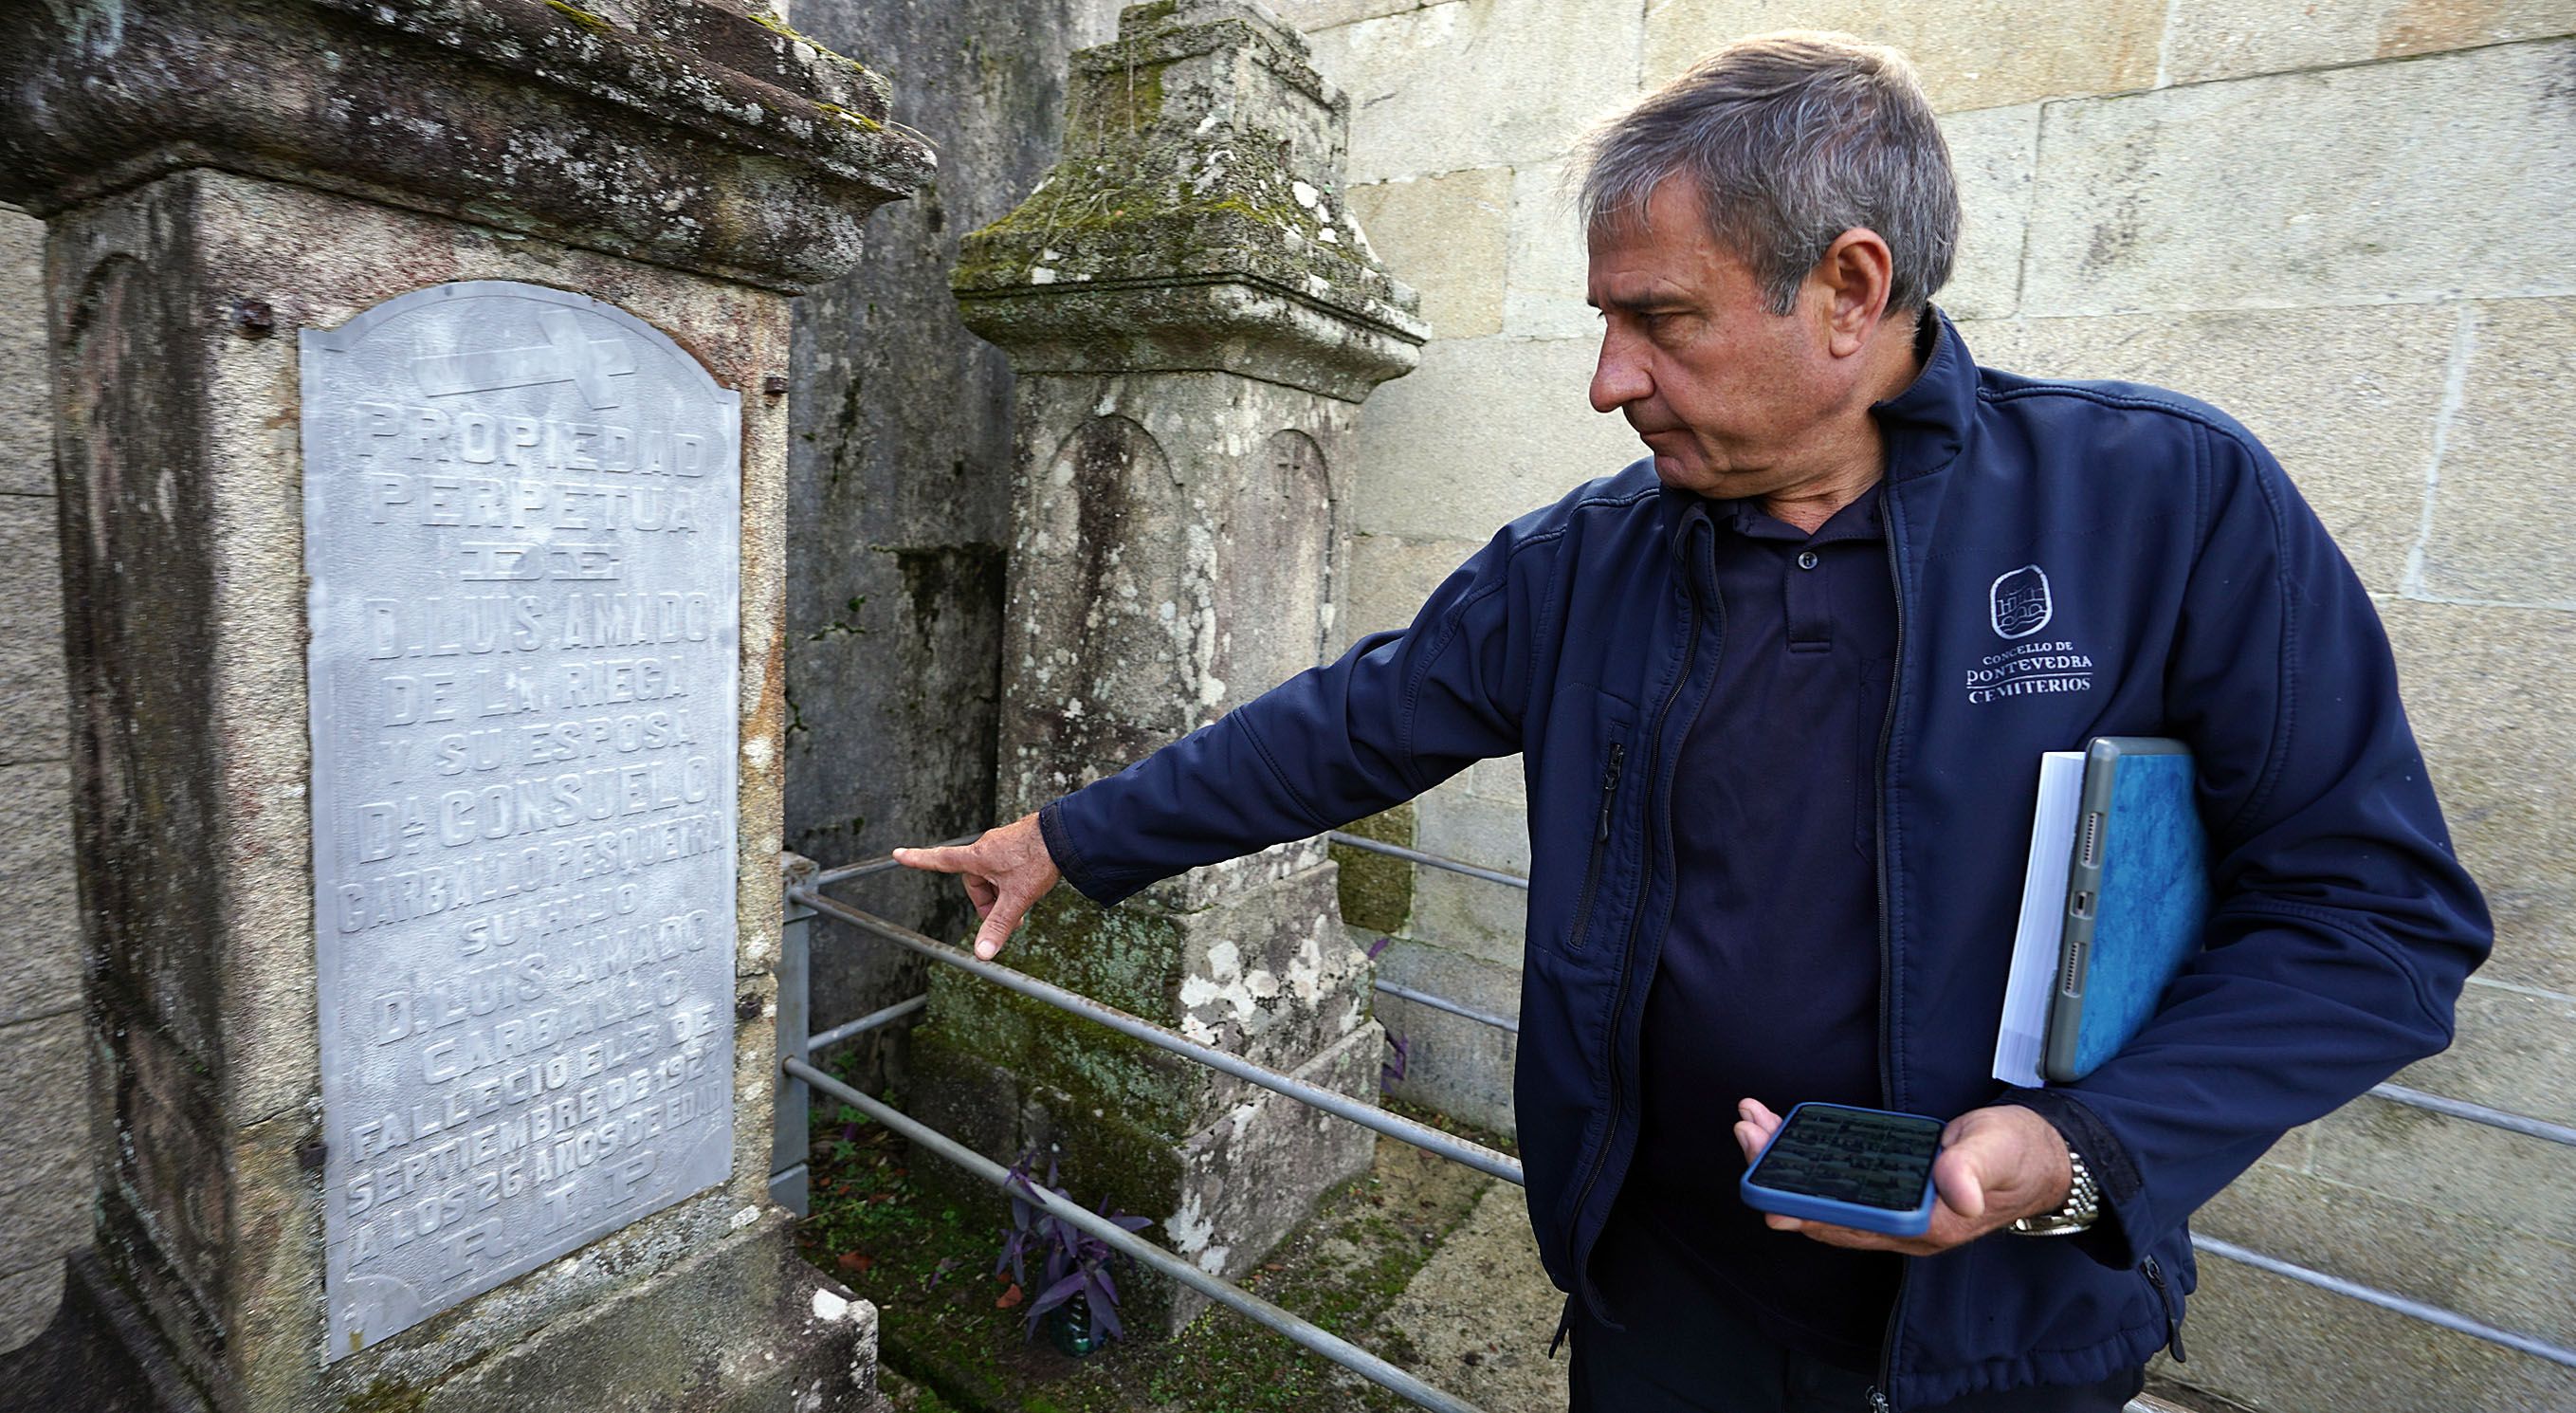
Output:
(1585, 178), (1852, 500)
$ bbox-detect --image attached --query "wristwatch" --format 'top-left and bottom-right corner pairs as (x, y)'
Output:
(2007, 1141), (2099, 1236)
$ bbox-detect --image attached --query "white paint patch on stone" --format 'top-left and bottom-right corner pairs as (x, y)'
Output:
(1292, 179), (1320, 209)
(1029, 266), (1059, 284)
(812, 1287), (850, 1322)
(731, 1204), (762, 1231)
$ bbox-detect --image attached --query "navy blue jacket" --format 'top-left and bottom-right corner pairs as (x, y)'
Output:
(1040, 316), (2491, 1407)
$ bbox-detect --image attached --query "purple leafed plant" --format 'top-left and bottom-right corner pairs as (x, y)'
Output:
(995, 1150), (1152, 1348)
(1380, 1032), (1410, 1092)
(1363, 935), (1396, 963)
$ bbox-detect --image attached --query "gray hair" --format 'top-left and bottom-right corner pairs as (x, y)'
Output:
(1575, 31), (1959, 316)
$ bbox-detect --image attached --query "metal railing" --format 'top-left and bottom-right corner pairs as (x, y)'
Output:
(1337, 836), (2576, 1375)
(771, 853), (1517, 1413)
(773, 834), (2576, 1413)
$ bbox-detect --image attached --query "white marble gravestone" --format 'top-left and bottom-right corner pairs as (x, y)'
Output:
(301, 281), (741, 1355)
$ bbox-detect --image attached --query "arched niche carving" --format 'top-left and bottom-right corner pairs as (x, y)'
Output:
(1211, 429), (1334, 704)
(1010, 414), (1196, 756)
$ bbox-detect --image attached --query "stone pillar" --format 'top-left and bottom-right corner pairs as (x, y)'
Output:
(0, 2), (929, 1408)
(0, 202), (88, 1357)
(919, 0), (1424, 1329)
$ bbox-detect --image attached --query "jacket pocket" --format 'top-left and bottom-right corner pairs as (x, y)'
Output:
(1564, 739), (1628, 952)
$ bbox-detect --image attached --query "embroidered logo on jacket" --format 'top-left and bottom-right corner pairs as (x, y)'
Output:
(1965, 564), (2095, 704)
(1989, 564), (2054, 638)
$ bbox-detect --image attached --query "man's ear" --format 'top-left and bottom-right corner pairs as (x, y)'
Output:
(1811, 228), (1896, 358)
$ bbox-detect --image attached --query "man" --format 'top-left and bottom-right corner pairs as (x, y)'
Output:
(898, 32), (2491, 1413)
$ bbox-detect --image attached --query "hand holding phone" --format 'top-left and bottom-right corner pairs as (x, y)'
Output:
(1739, 1101), (1946, 1238)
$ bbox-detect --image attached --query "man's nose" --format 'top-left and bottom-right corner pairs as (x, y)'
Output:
(1590, 333), (1649, 413)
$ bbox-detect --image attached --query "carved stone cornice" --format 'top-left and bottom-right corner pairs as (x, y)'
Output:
(953, 0), (1424, 400)
(0, 0), (936, 290)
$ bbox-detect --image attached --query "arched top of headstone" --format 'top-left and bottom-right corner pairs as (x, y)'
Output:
(304, 281), (740, 412)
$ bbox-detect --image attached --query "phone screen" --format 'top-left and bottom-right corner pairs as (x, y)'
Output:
(1747, 1104), (1945, 1211)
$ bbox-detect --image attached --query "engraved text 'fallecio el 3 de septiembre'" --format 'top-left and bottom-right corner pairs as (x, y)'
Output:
(301, 282), (741, 1358)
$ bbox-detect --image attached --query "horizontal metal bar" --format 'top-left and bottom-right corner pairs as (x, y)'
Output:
(810, 994), (929, 1054)
(2367, 1082), (2576, 1149)
(1374, 980), (1520, 1036)
(1326, 833), (1530, 891)
(811, 835), (980, 890)
(791, 886), (1525, 1185)
(2191, 1234), (2576, 1370)
(783, 1057), (1489, 1413)
(1328, 840), (2576, 1156)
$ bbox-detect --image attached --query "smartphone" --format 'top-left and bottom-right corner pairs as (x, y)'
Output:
(1739, 1102), (1946, 1237)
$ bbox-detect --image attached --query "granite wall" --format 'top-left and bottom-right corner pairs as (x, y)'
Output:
(1281, 3), (2576, 1408)
(781, 0), (1126, 1088)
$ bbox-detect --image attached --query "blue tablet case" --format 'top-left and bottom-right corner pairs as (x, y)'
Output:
(2042, 738), (2210, 1083)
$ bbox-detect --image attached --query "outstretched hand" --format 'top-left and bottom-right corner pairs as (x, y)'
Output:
(1731, 1098), (2074, 1257)
(892, 814), (1062, 960)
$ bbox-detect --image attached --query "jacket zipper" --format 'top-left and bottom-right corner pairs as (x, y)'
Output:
(1564, 742), (1626, 950)
(1566, 523), (1714, 1286)
(1870, 502), (1910, 1412)
(2144, 1255), (2189, 1361)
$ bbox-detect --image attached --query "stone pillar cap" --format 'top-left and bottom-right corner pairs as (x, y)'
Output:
(0, 0), (936, 291)
(953, 0), (1425, 400)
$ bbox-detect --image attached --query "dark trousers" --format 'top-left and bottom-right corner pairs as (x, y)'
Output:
(1567, 1216), (2145, 1413)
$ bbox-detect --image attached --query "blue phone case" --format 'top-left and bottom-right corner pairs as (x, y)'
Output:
(1739, 1102), (1943, 1237)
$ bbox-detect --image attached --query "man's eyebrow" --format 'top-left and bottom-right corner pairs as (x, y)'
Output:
(1587, 291), (1697, 314)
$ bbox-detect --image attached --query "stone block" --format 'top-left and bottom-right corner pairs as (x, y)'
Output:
(1936, 104), (2038, 321)
(1344, 531), (1480, 647)
(1391, 1181), (1565, 1413)
(1273, 0), (1440, 29)
(1413, 783), (1532, 968)
(1308, 1), (1646, 184)
(1164, 1020), (1381, 1283)
(906, 1013), (1381, 1334)
(0, 1258), (64, 1358)
(2198, 1158), (2576, 1351)
(0, 762), (76, 1028)
(1375, 935), (1520, 1135)
(1334, 800), (1416, 935)
(1416, 785), (1532, 875)
(1505, 157), (1595, 340)
(2168, 1226), (2576, 1413)
(932, 864), (1374, 1137)
(1956, 303), (2458, 595)
(1345, 167), (1512, 339)
(1464, 752), (1526, 809)
(0, 493), (64, 759)
(2163, 0), (2576, 86)
(2396, 978), (2576, 1129)
(1386, 1180), (1565, 1411)
(2379, 600), (2576, 996)
(1349, 335), (1646, 542)
(0, 1012), (90, 1275)
(2022, 42), (2576, 316)
(2308, 1091), (2576, 1238)
(1640, 0), (2165, 111)
(2414, 297), (2576, 604)
(420, 1211), (894, 1413)
(0, 209), (44, 497)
